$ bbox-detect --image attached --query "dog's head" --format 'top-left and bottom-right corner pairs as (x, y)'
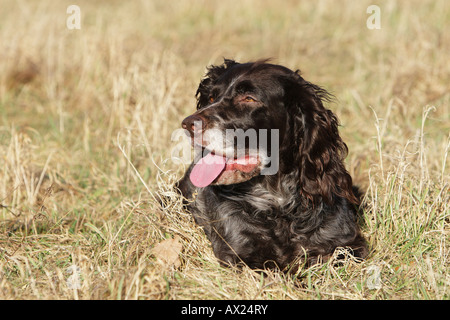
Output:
(182, 59), (357, 205)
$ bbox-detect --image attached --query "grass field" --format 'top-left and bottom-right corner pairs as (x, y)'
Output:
(0, 0), (448, 300)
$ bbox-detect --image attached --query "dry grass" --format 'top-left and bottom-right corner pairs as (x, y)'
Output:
(0, 0), (448, 300)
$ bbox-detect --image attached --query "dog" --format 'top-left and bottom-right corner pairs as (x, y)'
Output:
(176, 59), (367, 270)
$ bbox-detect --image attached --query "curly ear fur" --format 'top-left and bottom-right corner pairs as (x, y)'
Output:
(286, 72), (358, 206)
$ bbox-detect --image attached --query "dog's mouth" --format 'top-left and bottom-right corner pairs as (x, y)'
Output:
(189, 151), (261, 188)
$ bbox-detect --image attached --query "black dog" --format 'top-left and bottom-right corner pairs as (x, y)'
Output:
(177, 59), (367, 269)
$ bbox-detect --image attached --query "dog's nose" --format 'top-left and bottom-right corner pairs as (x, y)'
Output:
(181, 114), (204, 135)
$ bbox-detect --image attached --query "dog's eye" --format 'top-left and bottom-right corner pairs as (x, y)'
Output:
(209, 96), (215, 103)
(243, 96), (257, 103)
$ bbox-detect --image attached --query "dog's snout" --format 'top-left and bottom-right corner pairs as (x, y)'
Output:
(182, 114), (204, 135)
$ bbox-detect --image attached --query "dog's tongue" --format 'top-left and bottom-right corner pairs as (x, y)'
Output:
(190, 153), (226, 188)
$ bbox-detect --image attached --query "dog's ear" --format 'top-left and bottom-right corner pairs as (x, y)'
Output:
(196, 59), (239, 109)
(284, 72), (358, 206)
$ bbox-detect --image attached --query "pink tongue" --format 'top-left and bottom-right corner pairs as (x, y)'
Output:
(190, 153), (226, 188)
